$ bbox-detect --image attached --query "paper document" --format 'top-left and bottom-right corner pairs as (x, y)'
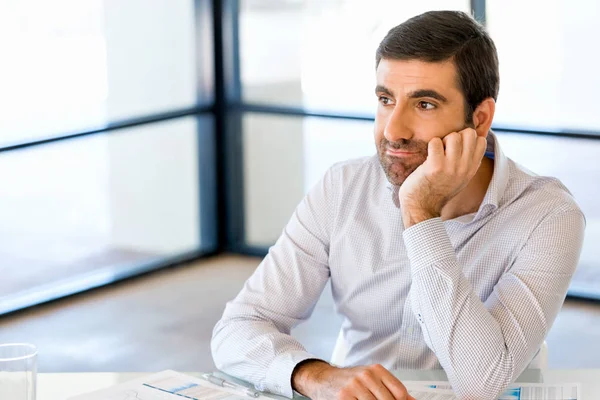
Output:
(405, 381), (581, 400)
(68, 371), (581, 400)
(69, 370), (271, 400)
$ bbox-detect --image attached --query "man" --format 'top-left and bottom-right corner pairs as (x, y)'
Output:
(211, 10), (585, 400)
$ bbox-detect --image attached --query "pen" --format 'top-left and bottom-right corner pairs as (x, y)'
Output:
(201, 373), (260, 398)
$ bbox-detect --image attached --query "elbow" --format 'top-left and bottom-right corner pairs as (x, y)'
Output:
(211, 352), (230, 374)
(210, 317), (254, 375)
(210, 339), (225, 371)
(448, 361), (515, 400)
(210, 320), (230, 372)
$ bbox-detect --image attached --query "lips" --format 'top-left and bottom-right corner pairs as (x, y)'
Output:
(386, 148), (418, 157)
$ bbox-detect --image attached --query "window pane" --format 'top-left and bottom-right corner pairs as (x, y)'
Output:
(0, 0), (206, 147)
(487, 0), (600, 132)
(243, 113), (374, 246)
(497, 132), (600, 297)
(0, 116), (212, 312)
(240, 0), (470, 114)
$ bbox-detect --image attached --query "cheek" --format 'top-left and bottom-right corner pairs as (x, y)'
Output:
(415, 127), (442, 141)
(431, 107), (469, 135)
(373, 117), (386, 141)
(412, 105), (465, 136)
(411, 118), (454, 141)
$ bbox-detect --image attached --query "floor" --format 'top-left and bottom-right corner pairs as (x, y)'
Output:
(0, 247), (157, 299)
(0, 254), (598, 373)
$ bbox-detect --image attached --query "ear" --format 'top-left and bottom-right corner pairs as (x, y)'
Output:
(472, 97), (496, 137)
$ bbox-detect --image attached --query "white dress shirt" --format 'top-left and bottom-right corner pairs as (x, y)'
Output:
(211, 131), (585, 399)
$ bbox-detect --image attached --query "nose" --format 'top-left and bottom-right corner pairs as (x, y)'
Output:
(384, 103), (414, 142)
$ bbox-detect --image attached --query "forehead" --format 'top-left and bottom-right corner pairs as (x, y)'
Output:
(376, 59), (462, 96)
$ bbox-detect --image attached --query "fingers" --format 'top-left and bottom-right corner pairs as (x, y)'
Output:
(427, 137), (445, 161)
(460, 128), (477, 163)
(380, 376), (411, 400)
(374, 365), (412, 400)
(336, 365), (413, 400)
(442, 132), (462, 160)
(359, 371), (395, 400)
(452, 128), (487, 178)
(344, 379), (376, 400)
(475, 135), (487, 161)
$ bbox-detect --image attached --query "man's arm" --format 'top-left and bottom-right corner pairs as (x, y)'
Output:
(402, 208), (584, 399)
(396, 129), (585, 398)
(212, 164), (415, 400)
(211, 168), (336, 398)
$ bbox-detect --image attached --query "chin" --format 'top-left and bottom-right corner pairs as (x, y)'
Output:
(383, 168), (409, 187)
(378, 153), (422, 187)
(387, 176), (407, 187)
(385, 164), (422, 187)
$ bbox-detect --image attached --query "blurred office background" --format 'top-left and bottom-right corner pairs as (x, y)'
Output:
(0, 0), (599, 372)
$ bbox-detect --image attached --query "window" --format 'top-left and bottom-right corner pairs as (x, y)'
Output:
(497, 132), (600, 298)
(487, 0), (600, 132)
(240, 0), (470, 114)
(0, 0), (202, 146)
(0, 116), (214, 314)
(243, 113), (374, 246)
(0, 0), (216, 315)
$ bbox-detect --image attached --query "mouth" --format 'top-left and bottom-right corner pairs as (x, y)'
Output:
(386, 148), (419, 157)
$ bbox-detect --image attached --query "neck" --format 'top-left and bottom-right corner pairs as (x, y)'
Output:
(441, 156), (495, 221)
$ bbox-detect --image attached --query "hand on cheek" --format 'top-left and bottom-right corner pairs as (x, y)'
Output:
(398, 128), (487, 228)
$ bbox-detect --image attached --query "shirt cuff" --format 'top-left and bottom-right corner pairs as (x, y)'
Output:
(265, 350), (319, 398)
(403, 217), (455, 274)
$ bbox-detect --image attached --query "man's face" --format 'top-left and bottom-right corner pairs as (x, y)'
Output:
(374, 59), (470, 186)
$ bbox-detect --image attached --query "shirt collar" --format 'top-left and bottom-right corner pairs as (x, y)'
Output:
(480, 129), (510, 212)
(384, 130), (510, 216)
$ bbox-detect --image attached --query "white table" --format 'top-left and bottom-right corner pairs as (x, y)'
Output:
(38, 370), (600, 399)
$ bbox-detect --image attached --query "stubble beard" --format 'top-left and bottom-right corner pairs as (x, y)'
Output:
(377, 137), (429, 187)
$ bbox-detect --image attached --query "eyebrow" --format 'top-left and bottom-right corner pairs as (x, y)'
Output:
(375, 85), (393, 97)
(375, 85), (449, 103)
(408, 89), (448, 103)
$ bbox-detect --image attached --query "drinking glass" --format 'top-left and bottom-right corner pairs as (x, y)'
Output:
(0, 343), (37, 400)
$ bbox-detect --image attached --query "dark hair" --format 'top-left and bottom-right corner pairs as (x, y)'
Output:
(376, 11), (499, 123)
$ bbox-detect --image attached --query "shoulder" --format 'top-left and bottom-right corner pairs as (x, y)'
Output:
(327, 155), (383, 185)
(504, 159), (584, 222)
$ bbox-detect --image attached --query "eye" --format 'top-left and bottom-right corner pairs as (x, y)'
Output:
(417, 101), (436, 110)
(378, 96), (392, 105)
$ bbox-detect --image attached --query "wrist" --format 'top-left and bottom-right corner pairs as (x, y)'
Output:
(291, 359), (335, 397)
(401, 205), (440, 228)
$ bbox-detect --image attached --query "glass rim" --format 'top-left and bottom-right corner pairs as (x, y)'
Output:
(0, 343), (38, 362)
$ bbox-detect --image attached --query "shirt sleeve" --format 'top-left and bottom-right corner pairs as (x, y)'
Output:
(402, 208), (585, 400)
(211, 167), (338, 398)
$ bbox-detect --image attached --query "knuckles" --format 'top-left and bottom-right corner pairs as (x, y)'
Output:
(337, 387), (353, 400)
(427, 165), (446, 176)
(463, 128), (477, 138)
(370, 364), (386, 373)
(349, 376), (362, 387)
